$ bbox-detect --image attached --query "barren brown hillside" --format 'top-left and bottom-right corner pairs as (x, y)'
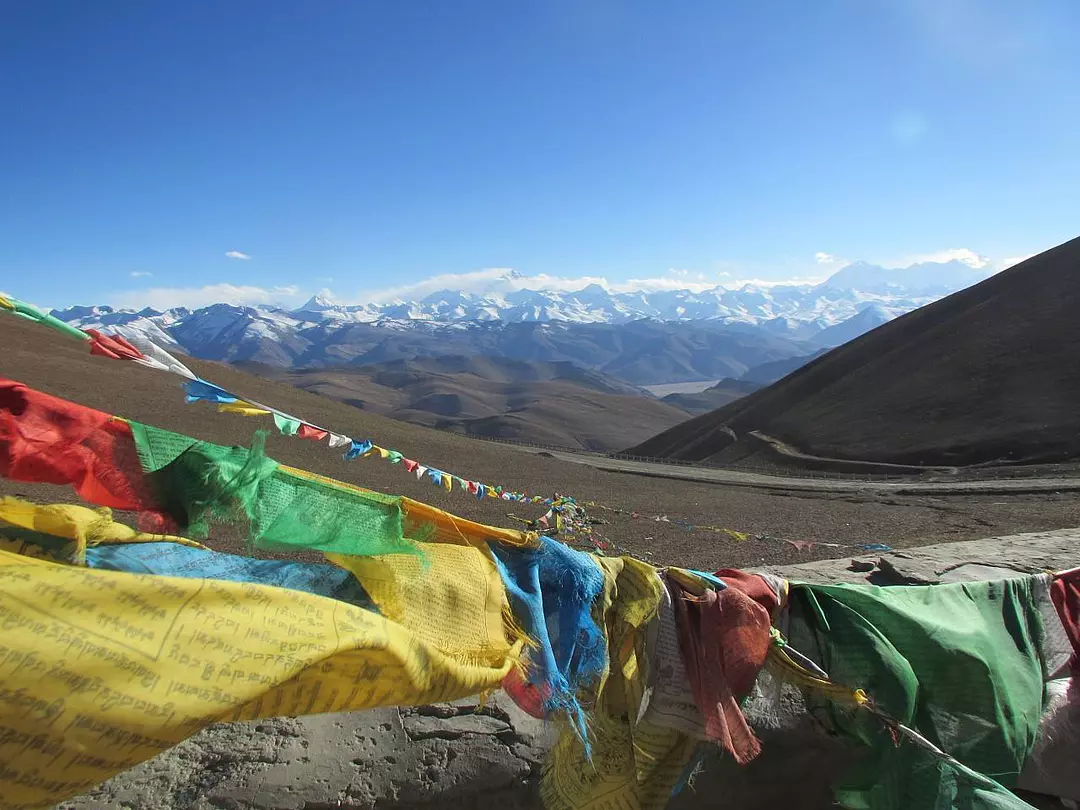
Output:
(2, 313), (1078, 570)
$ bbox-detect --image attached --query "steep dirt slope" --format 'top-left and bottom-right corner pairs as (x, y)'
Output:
(630, 236), (1080, 466)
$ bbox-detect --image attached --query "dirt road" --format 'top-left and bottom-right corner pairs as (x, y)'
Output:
(517, 446), (1080, 495)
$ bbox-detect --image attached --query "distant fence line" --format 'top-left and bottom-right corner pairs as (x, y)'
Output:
(419, 428), (1070, 483)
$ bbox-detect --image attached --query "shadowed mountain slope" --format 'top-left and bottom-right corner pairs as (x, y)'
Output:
(629, 236), (1080, 467)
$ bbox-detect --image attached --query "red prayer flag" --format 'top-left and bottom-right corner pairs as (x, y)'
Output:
(0, 377), (165, 524)
(715, 569), (782, 616)
(296, 423), (329, 441)
(501, 665), (550, 720)
(671, 579), (771, 764)
(1051, 569), (1080, 674)
(84, 329), (147, 362)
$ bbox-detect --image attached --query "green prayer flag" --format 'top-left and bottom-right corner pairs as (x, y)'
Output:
(4, 297), (93, 343)
(787, 578), (1046, 810)
(273, 413), (302, 436)
(129, 421), (420, 558)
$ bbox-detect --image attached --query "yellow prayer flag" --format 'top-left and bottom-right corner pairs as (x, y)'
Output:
(217, 401), (272, 417)
(0, 294), (13, 311)
(0, 497), (208, 563)
(328, 542), (523, 668)
(0, 549), (517, 809)
(402, 497), (537, 548)
(541, 557), (695, 810)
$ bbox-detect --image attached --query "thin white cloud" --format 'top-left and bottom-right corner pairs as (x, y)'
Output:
(355, 266), (828, 302)
(359, 268), (612, 303)
(888, 248), (990, 269)
(109, 283), (302, 311)
(129, 271), (153, 279)
(814, 251), (846, 265)
(224, 250), (251, 260)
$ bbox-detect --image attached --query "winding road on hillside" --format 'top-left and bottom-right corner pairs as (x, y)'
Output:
(515, 446), (1080, 495)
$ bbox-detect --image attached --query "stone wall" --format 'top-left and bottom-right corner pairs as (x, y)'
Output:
(56, 529), (1080, 810)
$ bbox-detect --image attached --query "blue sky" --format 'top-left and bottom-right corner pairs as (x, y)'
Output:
(2, 1), (1078, 309)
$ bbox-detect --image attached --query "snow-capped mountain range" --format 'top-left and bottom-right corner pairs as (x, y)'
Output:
(50, 259), (996, 384)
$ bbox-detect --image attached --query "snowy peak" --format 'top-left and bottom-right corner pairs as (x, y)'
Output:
(296, 294), (338, 312)
(47, 257), (995, 378)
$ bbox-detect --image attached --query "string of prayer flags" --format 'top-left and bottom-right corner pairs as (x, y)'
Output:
(2, 292), (201, 382)
(2, 290), (789, 533)
(618, 505), (891, 554)
(0, 377), (534, 557)
(1, 292), (566, 509)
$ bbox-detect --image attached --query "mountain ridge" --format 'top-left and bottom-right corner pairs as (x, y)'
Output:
(50, 258), (995, 385)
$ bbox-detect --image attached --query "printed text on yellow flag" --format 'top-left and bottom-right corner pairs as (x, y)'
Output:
(0, 550), (517, 810)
